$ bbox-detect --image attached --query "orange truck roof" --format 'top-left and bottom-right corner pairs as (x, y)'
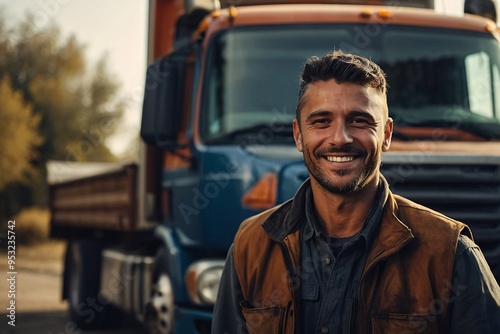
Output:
(200, 4), (498, 43)
(217, 0), (433, 9)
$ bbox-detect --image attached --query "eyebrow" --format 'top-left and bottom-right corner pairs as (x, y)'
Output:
(349, 110), (377, 121)
(305, 110), (332, 121)
(305, 109), (377, 121)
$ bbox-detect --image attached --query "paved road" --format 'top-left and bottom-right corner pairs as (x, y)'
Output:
(0, 268), (146, 334)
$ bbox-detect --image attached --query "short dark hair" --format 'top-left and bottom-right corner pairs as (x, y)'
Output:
(296, 50), (387, 119)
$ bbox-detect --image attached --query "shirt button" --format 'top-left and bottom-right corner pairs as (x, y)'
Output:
(321, 326), (329, 333)
(324, 257), (332, 265)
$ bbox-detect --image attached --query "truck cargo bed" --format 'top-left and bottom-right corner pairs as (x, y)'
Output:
(50, 164), (138, 235)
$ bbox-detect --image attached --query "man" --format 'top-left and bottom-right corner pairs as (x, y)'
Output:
(212, 50), (500, 333)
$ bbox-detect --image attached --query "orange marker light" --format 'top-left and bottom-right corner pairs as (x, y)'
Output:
(228, 5), (238, 20)
(377, 9), (393, 20)
(241, 173), (277, 210)
(486, 22), (496, 33)
(359, 9), (373, 19)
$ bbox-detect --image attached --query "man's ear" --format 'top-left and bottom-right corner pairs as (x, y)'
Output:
(293, 119), (303, 152)
(383, 117), (393, 152)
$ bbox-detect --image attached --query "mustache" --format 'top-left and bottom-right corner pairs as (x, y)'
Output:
(314, 147), (365, 156)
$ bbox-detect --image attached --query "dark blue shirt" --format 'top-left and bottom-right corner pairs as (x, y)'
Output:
(299, 180), (387, 333)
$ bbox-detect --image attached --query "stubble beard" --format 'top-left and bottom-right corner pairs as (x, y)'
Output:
(302, 144), (380, 194)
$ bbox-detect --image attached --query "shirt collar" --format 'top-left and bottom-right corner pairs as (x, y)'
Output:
(303, 187), (321, 241)
(303, 177), (389, 251)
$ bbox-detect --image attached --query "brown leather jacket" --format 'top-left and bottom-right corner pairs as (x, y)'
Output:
(233, 179), (471, 333)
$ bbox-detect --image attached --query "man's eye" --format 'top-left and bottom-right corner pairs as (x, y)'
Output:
(312, 119), (330, 124)
(351, 118), (369, 125)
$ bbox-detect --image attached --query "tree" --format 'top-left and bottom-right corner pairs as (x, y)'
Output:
(0, 78), (43, 190)
(0, 11), (126, 219)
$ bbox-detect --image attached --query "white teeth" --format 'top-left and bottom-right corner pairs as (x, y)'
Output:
(326, 156), (354, 162)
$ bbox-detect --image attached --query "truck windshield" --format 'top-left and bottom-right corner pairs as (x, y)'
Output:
(201, 24), (500, 143)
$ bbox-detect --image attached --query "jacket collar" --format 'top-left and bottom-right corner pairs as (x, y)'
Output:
(262, 179), (310, 242)
(364, 190), (414, 268)
(262, 176), (414, 256)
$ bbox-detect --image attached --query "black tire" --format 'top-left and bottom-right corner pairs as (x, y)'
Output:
(66, 240), (114, 329)
(144, 248), (175, 334)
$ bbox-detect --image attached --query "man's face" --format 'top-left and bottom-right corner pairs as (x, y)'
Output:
(293, 79), (392, 194)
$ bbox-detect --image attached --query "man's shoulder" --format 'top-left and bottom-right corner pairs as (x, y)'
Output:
(394, 194), (462, 224)
(232, 202), (292, 278)
(392, 193), (472, 237)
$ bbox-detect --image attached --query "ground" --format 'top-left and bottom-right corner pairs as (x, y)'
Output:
(0, 240), (145, 334)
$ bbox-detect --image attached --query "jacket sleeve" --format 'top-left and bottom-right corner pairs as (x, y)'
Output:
(447, 234), (500, 333)
(212, 244), (249, 334)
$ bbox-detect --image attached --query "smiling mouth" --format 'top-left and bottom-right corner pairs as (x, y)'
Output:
(326, 156), (355, 162)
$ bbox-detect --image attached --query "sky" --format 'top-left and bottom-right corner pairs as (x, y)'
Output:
(0, 0), (149, 159)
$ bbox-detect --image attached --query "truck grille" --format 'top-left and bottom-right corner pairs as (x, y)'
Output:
(381, 154), (500, 281)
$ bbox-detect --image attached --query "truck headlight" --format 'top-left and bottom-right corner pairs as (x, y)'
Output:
(185, 260), (225, 305)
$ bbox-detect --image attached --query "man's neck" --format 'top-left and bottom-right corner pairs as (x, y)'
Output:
(310, 178), (380, 238)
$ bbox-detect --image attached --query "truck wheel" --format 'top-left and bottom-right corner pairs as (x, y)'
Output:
(66, 240), (108, 329)
(145, 249), (175, 334)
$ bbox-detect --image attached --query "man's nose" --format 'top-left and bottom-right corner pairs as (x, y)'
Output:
(328, 122), (353, 147)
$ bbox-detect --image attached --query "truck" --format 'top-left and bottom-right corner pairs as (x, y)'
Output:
(49, 0), (500, 333)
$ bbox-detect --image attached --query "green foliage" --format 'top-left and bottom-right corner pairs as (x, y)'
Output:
(0, 78), (43, 189)
(0, 13), (123, 163)
(10, 207), (50, 245)
(0, 10), (126, 219)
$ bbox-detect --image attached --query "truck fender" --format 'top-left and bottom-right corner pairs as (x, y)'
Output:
(153, 225), (184, 292)
(144, 225), (183, 334)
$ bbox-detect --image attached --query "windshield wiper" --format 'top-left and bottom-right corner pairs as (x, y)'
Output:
(207, 122), (294, 144)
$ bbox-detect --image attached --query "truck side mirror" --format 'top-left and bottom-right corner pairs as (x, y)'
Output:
(141, 48), (190, 149)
